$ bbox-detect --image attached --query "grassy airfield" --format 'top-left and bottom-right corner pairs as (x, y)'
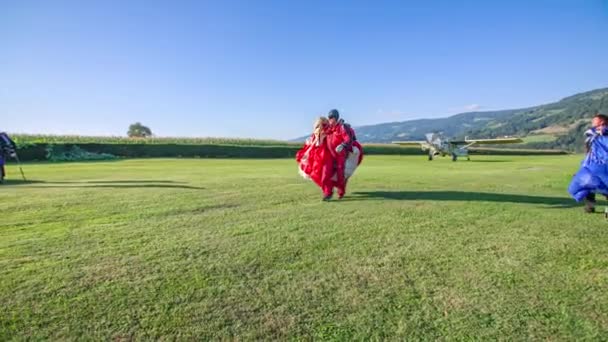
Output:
(1, 155), (607, 340)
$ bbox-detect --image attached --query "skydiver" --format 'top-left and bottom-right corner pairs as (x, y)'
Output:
(568, 113), (608, 213)
(326, 109), (354, 200)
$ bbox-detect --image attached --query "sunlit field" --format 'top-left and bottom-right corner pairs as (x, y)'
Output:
(1, 155), (607, 340)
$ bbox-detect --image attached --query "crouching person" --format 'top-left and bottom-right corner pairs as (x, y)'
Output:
(568, 114), (608, 212)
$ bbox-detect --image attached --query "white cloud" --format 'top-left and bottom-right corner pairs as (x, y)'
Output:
(375, 108), (406, 119)
(463, 104), (482, 111)
(448, 104), (486, 113)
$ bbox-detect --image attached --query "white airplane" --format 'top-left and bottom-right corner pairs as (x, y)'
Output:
(392, 132), (523, 161)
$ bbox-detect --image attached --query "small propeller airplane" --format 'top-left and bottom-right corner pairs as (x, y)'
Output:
(392, 132), (523, 161)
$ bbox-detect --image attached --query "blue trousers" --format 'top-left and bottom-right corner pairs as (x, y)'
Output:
(568, 163), (608, 202)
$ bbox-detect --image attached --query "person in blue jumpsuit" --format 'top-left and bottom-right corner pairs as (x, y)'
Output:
(0, 132), (18, 184)
(568, 114), (608, 212)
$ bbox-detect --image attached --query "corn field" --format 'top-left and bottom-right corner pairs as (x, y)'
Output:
(11, 134), (301, 147)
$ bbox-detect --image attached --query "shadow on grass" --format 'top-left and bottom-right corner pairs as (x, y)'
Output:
(1, 179), (45, 186)
(1, 179), (202, 190)
(467, 159), (511, 163)
(83, 180), (185, 184)
(39, 184), (204, 190)
(350, 190), (577, 207)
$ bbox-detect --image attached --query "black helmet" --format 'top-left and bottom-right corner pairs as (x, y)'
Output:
(328, 109), (340, 120)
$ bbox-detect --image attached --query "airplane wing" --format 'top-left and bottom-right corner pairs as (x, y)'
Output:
(464, 137), (523, 145)
(449, 137), (522, 145)
(391, 140), (426, 146)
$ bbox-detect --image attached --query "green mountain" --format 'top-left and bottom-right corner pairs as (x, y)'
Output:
(304, 87), (608, 152)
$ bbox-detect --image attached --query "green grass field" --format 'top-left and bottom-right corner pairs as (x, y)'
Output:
(1, 155), (607, 340)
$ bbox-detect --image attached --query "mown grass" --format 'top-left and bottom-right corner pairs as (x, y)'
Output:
(1, 155), (607, 340)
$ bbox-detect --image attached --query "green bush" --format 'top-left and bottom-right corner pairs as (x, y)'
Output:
(46, 145), (117, 162)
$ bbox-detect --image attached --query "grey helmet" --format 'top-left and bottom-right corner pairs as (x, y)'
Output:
(328, 109), (340, 120)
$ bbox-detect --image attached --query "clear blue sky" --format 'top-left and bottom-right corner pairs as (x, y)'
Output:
(1, 0), (607, 140)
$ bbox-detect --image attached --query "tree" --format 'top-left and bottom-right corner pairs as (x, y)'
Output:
(127, 122), (152, 138)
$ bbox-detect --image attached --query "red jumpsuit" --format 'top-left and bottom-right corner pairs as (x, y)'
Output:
(326, 123), (353, 197)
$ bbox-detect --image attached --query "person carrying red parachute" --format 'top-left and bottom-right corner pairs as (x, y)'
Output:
(296, 109), (363, 201)
(326, 109), (363, 200)
(296, 117), (334, 195)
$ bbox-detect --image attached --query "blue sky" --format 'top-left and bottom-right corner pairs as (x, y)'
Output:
(1, 0), (607, 140)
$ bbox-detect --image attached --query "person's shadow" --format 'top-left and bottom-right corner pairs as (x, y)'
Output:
(350, 190), (577, 208)
(0, 179), (204, 190)
(1, 179), (45, 186)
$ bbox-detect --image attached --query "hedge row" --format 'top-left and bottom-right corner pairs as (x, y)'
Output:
(14, 143), (568, 161)
(468, 147), (569, 156)
(11, 134), (297, 147)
